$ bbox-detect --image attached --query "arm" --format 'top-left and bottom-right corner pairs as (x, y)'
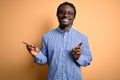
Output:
(34, 37), (48, 65)
(76, 37), (92, 67)
(23, 36), (48, 65)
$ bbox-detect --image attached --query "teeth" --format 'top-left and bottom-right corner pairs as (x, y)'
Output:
(62, 19), (69, 21)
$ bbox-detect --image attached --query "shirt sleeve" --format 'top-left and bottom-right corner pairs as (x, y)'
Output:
(34, 36), (48, 65)
(76, 36), (92, 67)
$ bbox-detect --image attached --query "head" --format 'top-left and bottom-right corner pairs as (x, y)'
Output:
(56, 2), (76, 29)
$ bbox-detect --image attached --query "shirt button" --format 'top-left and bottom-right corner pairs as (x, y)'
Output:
(63, 36), (66, 39)
(63, 74), (66, 77)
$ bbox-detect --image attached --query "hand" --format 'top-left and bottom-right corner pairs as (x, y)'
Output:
(23, 41), (39, 57)
(72, 42), (83, 60)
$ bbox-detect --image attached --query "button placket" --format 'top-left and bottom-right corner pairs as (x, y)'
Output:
(62, 33), (68, 80)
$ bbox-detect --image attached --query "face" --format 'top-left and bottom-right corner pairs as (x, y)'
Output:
(57, 5), (75, 28)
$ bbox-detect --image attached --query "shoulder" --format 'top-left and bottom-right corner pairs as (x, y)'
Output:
(72, 28), (87, 38)
(42, 28), (58, 39)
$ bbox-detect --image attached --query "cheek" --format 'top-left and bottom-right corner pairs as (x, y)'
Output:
(57, 16), (62, 21)
(57, 16), (61, 22)
(70, 18), (74, 23)
(57, 14), (62, 18)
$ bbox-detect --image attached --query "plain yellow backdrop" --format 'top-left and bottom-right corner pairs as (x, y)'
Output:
(0, 0), (120, 80)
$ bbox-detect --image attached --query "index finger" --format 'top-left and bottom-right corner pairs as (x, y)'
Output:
(22, 41), (29, 46)
(79, 42), (83, 46)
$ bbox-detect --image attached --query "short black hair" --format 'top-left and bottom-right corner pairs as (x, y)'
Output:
(57, 2), (76, 17)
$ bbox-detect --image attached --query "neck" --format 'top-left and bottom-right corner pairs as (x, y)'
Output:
(59, 25), (71, 32)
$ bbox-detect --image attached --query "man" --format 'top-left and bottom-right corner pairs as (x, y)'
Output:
(24, 2), (92, 80)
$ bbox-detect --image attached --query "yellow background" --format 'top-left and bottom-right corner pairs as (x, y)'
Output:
(0, 0), (120, 80)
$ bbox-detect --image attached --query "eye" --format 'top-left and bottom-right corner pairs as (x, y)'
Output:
(67, 12), (74, 16)
(59, 10), (74, 16)
(59, 11), (65, 14)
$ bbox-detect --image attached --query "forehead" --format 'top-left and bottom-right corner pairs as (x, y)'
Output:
(59, 5), (74, 12)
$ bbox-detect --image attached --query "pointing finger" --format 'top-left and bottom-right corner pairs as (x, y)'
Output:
(75, 42), (83, 49)
(22, 41), (29, 46)
(79, 42), (83, 46)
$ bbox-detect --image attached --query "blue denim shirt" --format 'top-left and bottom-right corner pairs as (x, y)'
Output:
(34, 27), (92, 80)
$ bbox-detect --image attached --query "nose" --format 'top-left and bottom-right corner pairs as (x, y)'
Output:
(63, 12), (68, 17)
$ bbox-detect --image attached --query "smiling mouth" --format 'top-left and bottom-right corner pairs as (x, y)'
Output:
(61, 18), (69, 23)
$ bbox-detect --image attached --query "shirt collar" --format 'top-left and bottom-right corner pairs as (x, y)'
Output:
(57, 27), (73, 34)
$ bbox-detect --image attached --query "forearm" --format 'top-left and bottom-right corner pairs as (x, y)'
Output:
(75, 37), (92, 67)
(76, 54), (92, 67)
(34, 51), (48, 65)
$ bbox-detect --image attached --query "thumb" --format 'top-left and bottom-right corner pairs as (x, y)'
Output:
(79, 42), (83, 46)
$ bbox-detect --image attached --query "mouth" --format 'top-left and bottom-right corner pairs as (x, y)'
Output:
(60, 18), (70, 23)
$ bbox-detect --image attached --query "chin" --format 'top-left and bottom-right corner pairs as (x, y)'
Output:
(59, 23), (69, 29)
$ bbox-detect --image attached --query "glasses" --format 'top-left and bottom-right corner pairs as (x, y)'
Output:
(59, 10), (74, 16)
